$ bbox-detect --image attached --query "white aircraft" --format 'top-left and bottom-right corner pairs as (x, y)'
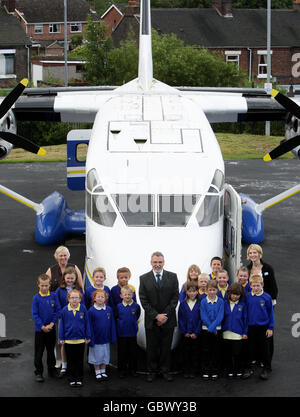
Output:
(1, 0), (300, 348)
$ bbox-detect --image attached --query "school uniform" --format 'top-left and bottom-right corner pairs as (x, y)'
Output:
(222, 300), (248, 375)
(178, 299), (201, 376)
(87, 304), (116, 368)
(116, 300), (141, 375)
(110, 284), (136, 315)
(84, 285), (111, 310)
(55, 286), (85, 315)
(217, 284), (228, 301)
(59, 303), (91, 383)
(200, 296), (224, 376)
(32, 291), (59, 376)
(240, 282), (251, 293)
(245, 290), (274, 371)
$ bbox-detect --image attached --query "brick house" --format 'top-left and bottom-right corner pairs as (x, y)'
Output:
(109, 0), (300, 87)
(0, 4), (31, 87)
(2, 0), (100, 85)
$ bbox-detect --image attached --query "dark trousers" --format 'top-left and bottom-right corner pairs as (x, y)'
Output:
(34, 330), (56, 376)
(182, 336), (199, 374)
(247, 325), (272, 370)
(145, 327), (174, 373)
(201, 329), (222, 375)
(117, 336), (138, 372)
(222, 339), (244, 374)
(64, 342), (85, 382)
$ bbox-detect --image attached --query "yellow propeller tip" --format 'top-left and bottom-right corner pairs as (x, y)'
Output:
(38, 148), (46, 156)
(270, 89), (278, 98)
(263, 153), (272, 162)
(20, 78), (28, 87)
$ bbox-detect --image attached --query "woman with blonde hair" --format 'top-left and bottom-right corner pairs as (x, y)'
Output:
(45, 245), (84, 292)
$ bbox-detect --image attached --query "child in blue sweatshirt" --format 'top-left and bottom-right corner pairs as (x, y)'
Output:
(116, 285), (141, 378)
(32, 274), (59, 382)
(88, 289), (117, 381)
(222, 283), (248, 378)
(178, 282), (201, 378)
(243, 274), (274, 380)
(110, 267), (136, 315)
(84, 267), (111, 310)
(59, 289), (91, 387)
(200, 280), (224, 379)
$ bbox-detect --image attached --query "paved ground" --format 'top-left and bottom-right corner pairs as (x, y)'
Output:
(0, 160), (300, 404)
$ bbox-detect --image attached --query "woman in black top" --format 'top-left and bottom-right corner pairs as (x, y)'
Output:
(246, 243), (278, 305)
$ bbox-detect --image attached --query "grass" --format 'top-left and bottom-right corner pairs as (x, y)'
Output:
(0, 133), (293, 163)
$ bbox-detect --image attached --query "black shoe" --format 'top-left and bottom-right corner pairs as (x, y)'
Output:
(162, 372), (173, 382)
(211, 374), (219, 380)
(147, 373), (155, 382)
(242, 369), (254, 379)
(59, 368), (67, 378)
(35, 374), (44, 383)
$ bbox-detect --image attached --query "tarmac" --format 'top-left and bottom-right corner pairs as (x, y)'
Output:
(0, 159), (300, 405)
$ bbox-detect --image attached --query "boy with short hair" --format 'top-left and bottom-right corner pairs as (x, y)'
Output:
(32, 274), (59, 382)
(209, 257), (223, 280)
(116, 285), (141, 378)
(243, 275), (274, 380)
(110, 267), (136, 314)
(237, 266), (250, 293)
(216, 269), (229, 300)
(200, 280), (224, 379)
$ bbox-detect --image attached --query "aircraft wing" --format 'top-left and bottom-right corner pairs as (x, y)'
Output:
(13, 85), (291, 124)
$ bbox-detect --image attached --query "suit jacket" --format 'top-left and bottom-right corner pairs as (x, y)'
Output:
(139, 270), (179, 329)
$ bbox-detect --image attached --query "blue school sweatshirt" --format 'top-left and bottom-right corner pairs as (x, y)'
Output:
(200, 296), (224, 333)
(88, 305), (117, 346)
(84, 285), (111, 310)
(55, 287), (84, 316)
(222, 300), (248, 336)
(245, 291), (275, 330)
(116, 301), (141, 337)
(58, 303), (91, 341)
(178, 300), (201, 336)
(110, 285), (136, 313)
(32, 292), (59, 332)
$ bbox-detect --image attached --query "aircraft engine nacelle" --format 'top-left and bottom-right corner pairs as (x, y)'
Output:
(0, 108), (16, 160)
(35, 191), (85, 245)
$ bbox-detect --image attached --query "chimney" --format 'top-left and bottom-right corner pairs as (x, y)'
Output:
(2, 0), (16, 13)
(212, 0), (233, 17)
(124, 0), (140, 16)
(293, 0), (300, 11)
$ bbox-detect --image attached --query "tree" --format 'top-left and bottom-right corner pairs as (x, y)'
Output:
(106, 30), (247, 87)
(72, 15), (113, 85)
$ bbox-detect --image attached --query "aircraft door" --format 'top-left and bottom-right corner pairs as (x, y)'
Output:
(223, 184), (242, 282)
(67, 129), (91, 190)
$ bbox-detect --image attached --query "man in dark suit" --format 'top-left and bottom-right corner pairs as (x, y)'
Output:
(139, 251), (179, 382)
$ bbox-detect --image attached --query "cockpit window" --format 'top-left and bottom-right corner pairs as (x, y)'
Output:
(91, 194), (116, 227)
(86, 168), (104, 193)
(112, 194), (154, 226)
(208, 169), (224, 193)
(158, 194), (200, 226)
(196, 195), (219, 226)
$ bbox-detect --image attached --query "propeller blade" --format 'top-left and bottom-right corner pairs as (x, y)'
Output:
(263, 135), (300, 161)
(0, 131), (46, 155)
(0, 78), (28, 119)
(271, 89), (300, 119)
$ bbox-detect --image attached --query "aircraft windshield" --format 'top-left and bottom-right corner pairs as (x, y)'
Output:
(158, 195), (200, 226)
(86, 191), (117, 227)
(112, 194), (154, 226)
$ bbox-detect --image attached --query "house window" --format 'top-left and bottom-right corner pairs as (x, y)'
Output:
(70, 23), (82, 33)
(0, 50), (15, 77)
(34, 24), (43, 34)
(49, 24), (61, 33)
(225, 51), (241, 68)
(257, 50), (272, 78)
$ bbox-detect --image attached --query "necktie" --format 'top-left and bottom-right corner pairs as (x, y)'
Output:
(156, 273), (161, 287)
